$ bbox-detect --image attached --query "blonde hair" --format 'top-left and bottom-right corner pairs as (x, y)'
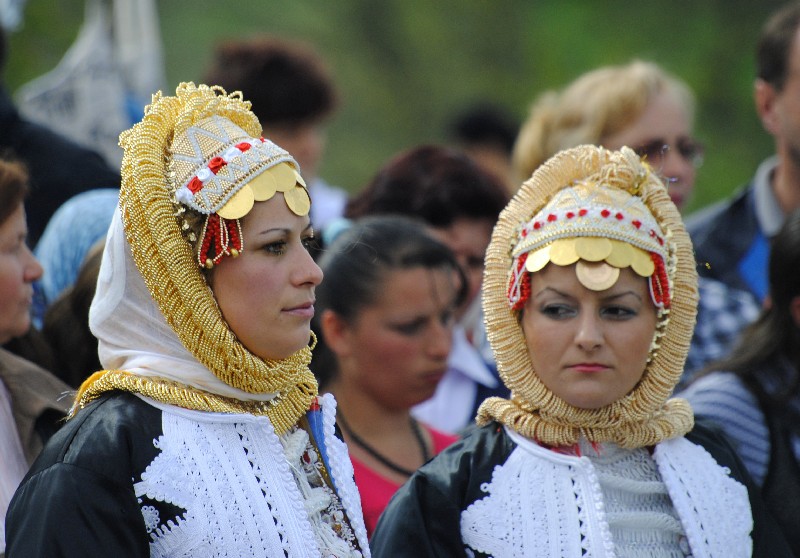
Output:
(512, 60), (695, 184)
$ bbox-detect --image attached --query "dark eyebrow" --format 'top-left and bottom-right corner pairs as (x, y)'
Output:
(254, 220), (313, 238)
(602, 290), (643, 303)
(533, 286), (573, 300)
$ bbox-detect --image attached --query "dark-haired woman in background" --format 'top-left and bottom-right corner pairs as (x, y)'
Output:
(346, 145), (510, 434)
(312, 215), (463, 536)
(681, 208), (800, 555)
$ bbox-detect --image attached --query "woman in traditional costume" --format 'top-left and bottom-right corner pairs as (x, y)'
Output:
(370, 145), (790, 557)
(5, 83), (369, 557)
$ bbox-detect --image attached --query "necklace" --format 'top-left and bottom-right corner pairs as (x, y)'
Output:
(337, 409), (430, 477)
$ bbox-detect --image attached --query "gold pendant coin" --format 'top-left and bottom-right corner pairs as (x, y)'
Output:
(576, 260), (620, 291)
(217, 186), (255, 220)
(575, 237), (612, 262)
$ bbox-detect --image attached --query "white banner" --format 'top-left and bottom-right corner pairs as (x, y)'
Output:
(15, 0), (165, 168)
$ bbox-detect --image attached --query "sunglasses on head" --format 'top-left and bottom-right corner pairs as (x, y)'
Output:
(632, 137), (705, 168)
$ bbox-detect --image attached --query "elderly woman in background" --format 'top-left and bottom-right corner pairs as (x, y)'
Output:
(0, 159), (69, 555)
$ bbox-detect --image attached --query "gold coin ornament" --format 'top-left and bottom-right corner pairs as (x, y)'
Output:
(631, 248), (656, 277)
(604, 240), (634, 268)
(507, 175), (670, 311)
(250, 170), (279, 201)
(574, 237), (612, 262)
(216, 186), (255, 220)
(575, 260), (620, 291)
(548, 239), (578, 266)
(169, 114), (310, 268)
(525, 245), (553, 273)
(283, 185), (312, 216)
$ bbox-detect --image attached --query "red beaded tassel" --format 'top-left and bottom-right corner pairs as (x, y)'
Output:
(649, 253), (671, 309)
(197, 214), (244, 269)
(509, 252), (531, 312)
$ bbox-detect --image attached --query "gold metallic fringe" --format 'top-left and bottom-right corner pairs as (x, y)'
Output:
(100, 83), (317, 435)
(477, 145), (697, 449)
(72, 371), (317, 427)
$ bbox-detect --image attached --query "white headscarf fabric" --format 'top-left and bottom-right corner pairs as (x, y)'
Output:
(89, 208), (277, 403)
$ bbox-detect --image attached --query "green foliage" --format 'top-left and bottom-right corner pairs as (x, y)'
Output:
(5, 0), (790, 213)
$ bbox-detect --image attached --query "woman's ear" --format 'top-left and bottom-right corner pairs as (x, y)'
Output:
(319, 309), (354, 357)
(790, 295), (800, 328)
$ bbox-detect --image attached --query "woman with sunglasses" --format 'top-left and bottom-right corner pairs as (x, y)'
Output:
(510, 60), (760, 383)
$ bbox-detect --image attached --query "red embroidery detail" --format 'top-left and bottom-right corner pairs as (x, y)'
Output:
(632, 220), (642, 229)
(547, 214), (557, 222)
(579, 209), (588, 216)
(601, 209), (611, 218)
(521, 229), (528, 237)
(650, 253), (671, 308)
(615, 212), (624, 220)
(235, 142), (252, 152)
(508, 253), (531, 312)
(533, 222), (542, 230)
(309, 397), (320, 411)
(566, 211), (575, 219)
(187, 176), (203, 194)
(208, 156), (226, 174)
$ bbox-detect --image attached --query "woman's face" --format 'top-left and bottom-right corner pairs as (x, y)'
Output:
(430, 217), (494, 309)
(0, 204), (43, 344)
(603, 91), (697, 211)
(327, 266), (458, 410)
(521, 263), (657, 409)
(209, 193), (323, 361)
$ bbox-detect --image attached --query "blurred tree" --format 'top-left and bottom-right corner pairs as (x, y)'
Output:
(5, 0), (789, 213)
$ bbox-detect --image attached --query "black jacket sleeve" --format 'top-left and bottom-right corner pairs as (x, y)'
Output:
(5, 393), (162, 557)
(370, 424), (514, 558)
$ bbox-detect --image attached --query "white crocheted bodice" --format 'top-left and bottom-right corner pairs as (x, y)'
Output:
(134, 393), (370, 557)
(460, 428), (752, 558)
(576, 438), (686, 558)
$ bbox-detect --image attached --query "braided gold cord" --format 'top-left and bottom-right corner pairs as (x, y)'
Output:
(73, 370), (318, 423)
(478, 145), (696, 448)
(87, 83), (318, 434)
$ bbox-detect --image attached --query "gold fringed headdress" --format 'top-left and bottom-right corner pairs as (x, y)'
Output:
(477, 145), (697, 449)
(74, 83), (317, 434)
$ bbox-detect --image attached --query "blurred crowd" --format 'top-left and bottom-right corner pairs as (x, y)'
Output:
(3, 2), (800, 557)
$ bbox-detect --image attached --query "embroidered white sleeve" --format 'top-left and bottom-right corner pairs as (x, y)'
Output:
(655, 438), (753, 558)
(134, 409), (321, 557)
(321, 393), (372, 557)
(460, 446), (615, 558)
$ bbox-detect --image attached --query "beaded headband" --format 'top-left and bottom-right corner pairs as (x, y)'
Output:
(169, 114), (310, 268)
(477, 145), (697, 449)
(507, 180), (670, 312)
